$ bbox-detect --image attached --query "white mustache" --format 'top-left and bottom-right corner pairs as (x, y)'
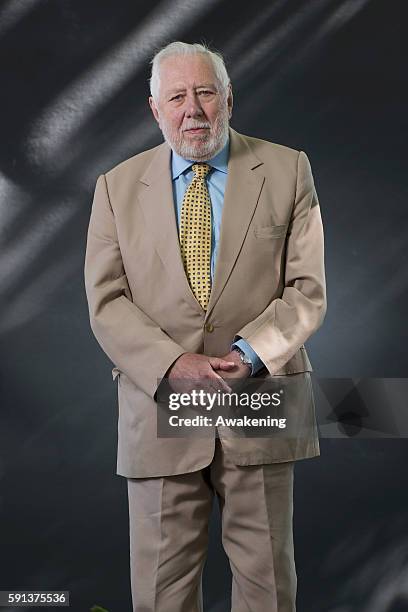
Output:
(183, 123), (211, 131)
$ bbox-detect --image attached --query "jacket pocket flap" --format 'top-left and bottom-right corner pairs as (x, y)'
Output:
(254, 224), (288, 239)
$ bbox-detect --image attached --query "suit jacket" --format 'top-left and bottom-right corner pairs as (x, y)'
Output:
(84, 127), (326, 478)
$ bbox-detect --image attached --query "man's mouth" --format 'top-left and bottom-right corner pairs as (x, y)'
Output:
(184, 127), (210, 134)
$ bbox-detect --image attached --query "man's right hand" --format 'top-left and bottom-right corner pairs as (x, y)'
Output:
(167, 353), (235, 394)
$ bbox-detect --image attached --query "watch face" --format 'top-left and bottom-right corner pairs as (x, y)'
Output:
(236, 349), (251, 366)
(233, 347), (251, 368)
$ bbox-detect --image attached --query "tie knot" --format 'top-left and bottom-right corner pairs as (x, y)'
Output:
(192, 163), (210, 179)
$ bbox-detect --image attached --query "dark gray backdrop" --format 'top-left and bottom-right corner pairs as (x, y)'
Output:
(1, 1), (407, 611)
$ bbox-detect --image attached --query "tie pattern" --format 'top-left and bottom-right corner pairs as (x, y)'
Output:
(179, 163), (212, 310)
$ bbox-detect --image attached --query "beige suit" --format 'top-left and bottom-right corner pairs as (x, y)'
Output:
(84, 127), (326, 479)
(84, 127), (326, 611)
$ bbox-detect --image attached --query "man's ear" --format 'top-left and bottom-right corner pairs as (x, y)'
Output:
(227, 84), (233, 119)
(149, 96), (160, 124)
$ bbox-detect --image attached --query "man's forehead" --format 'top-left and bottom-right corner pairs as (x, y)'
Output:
(159, 54), (217, 84)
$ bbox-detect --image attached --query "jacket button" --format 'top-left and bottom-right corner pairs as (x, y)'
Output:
(205, 322), (214, 333)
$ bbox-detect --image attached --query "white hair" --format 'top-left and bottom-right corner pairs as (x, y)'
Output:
(149, 41), (230, 102)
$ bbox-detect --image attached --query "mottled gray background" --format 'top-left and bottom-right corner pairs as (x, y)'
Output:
(0, 0), (407, 610)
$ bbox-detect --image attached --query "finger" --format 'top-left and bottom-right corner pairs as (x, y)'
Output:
(209, 358), (235, 371)
(218, 361), (236, 371)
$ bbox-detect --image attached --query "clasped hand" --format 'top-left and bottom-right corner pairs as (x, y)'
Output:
(167, 351), (251, 395)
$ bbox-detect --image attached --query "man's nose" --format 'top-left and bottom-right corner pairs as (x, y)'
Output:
(185, 93), (204, 118)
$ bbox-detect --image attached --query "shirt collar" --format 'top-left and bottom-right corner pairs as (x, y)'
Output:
(171, 137), (230, 180)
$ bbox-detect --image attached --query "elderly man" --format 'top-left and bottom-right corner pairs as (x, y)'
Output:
(85, 41), (326, 612)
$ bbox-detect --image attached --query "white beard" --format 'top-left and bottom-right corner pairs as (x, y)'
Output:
(159, 105), (230, 161)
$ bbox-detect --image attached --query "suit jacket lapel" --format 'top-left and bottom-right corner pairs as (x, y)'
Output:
(138, 142), (204, 315)
(206, 128), (265, 319)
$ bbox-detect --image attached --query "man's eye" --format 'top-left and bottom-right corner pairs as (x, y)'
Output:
(170, 94), (183, 101)
(198, 90), (213, 96)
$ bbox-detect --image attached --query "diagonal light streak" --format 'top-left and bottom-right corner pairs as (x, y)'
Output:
(0, 0), (39, 36)
(227, 0), (370, 89)
(228, 0), (334, 83)
(323, 518), (408, 612)
(283, 0), (372, 65)
(0, 172), (28, 240)
(0, 232), (79, 334)
(0, 192), (76, 294)
(223, 0), (289, 59)
(26, 0), (221, 166)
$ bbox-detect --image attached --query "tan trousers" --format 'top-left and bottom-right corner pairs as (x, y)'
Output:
(127, 439), (296, 612)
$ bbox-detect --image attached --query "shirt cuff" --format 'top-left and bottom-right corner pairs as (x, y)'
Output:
(231, 339), (265, 376)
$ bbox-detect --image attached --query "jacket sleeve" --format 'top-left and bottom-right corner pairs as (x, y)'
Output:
(84, 174), (186, 398)
(234, 151), (327, 375)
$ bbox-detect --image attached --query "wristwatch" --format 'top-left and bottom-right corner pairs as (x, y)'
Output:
(232, 346), (253, 372)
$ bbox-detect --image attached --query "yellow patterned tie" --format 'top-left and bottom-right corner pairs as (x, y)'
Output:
(179, 163), (212, 310)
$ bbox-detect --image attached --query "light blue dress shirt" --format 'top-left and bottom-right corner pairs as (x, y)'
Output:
(171, 138), (264, 375)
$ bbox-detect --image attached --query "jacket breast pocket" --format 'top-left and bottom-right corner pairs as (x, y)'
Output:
(253, 224), (288, 239)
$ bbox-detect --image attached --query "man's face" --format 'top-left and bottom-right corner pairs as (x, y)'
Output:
(149, 54), (233, 161)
